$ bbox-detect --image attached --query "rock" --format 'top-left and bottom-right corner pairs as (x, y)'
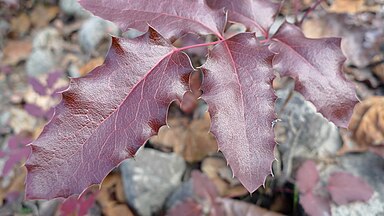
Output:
(165, 179), (193, 210)
(26, 49), (56, 77)
(337, 152), (384, 197)
(59, 0), (90, 17)
(27, 28), (63, 77)
(32, 28), (63, 52)
(79, 16), (119, 55)
(275, 83), (342, 179)
(331, 192), (384, 216)
(38, 200), (60, 216)
(120, 148), (186, 216)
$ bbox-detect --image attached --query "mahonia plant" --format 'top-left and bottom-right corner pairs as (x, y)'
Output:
(25, 0), (358, 199)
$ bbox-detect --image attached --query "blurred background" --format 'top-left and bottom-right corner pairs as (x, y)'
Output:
(0, 0), (383, 215)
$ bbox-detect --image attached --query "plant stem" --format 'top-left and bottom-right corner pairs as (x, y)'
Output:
(298, 0), (324, 26)
(175, 37), (270, 53)
(174, 40), (223, 52)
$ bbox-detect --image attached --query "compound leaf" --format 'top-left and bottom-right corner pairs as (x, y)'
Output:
(25, 29), (193, 199)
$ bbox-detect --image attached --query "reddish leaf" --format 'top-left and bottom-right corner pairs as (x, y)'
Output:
(25, 29), (193, 199)
(24, 103), (46, 118)
(327, 172), (374, 205)
(78, 0), (226, 40)
(47, 71), (63, 88)
(296, 160), (319, 194)
(299, 193), (331, 216)
(28, 77), (47, 96)
(270, 22), (358, 128)
(201, 33), (276, 193)
(167, 199), (202, 216)
(25, 1), (358, 201)
(59, 189), (98, 216)
(0, 135), (31, 176)
(206, 0), (280, 37)
(168, 171), (224, 216)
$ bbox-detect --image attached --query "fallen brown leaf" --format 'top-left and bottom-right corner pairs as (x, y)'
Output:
(151, 112), (218, 162)
(30, 5), (59, 28)
(10, 13), (31, 36)
(97, 172), (133, 216)
(78, 57), (104, 76)
(327, 0), (380, 14)
(339, 97), (384, 156)
(349, 96), (384, 146)
(201, 156), (248, 197)
(1, 40), (32, 66)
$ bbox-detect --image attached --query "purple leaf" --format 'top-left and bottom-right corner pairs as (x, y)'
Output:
(327, 172), (374, 205)
(300, 193), (331, 216)
(28, 77), (47, 96)
(24, 103), (46, 118)
(59, 189), (98, 216)
(296, 161), (331, 216)
(168, 171), (224, 216)
(25, 29), (193, 199)
(206, 0), (280, 37)
(47, 71), (63, 89)
(270, 22), (358, 128)
(1, 135), (31, 176)
(296, 160), (319, 193)
(168, 199), (202, 216)
(201, 33), (276, 193)
(78, 0), (226, 40)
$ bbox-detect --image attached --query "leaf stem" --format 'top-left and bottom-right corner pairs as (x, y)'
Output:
(174, 40), (223, 52)
(298, 0), (324, 26)
(175, 37), (270, 53)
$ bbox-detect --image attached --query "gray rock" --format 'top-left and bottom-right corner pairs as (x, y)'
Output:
(59, 0), (90, 17)
(121, 148), (186, 216)
(318, 153), (384, 215)
(323, 152), (384, 198)
(38, 200), (60, 216)
(331, 193), (384, 216)
(79, 16), (119, 55)
(275, 84), (342, 179)
(27, 28), (63, 77)
(32, 28), (63, 52)
(165, 179), (193, 210)
(26, 49), (56, 77)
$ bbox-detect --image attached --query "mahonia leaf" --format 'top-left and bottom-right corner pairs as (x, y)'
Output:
(270, 22), (358, 128)
(327, 172), (374, 205)
(206, 0), (280, 37)
(25, 0), (359, 201)
(201, 33), (276, 193)
(296, 160), (318, 194)
(25, 28), (194, 199)
(78, 0), (226, 40)
(296, 160), (331, 216)
(299, 193), (331, 216)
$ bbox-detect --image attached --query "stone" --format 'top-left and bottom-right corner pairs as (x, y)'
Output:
(275, 82), (342, 179)
(59, 0), (90, 17)
(331, 192), (384, 216)
(120, 148), (186, 216)
(79, 16), (119, 55)
(26, 49), (56, 77)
